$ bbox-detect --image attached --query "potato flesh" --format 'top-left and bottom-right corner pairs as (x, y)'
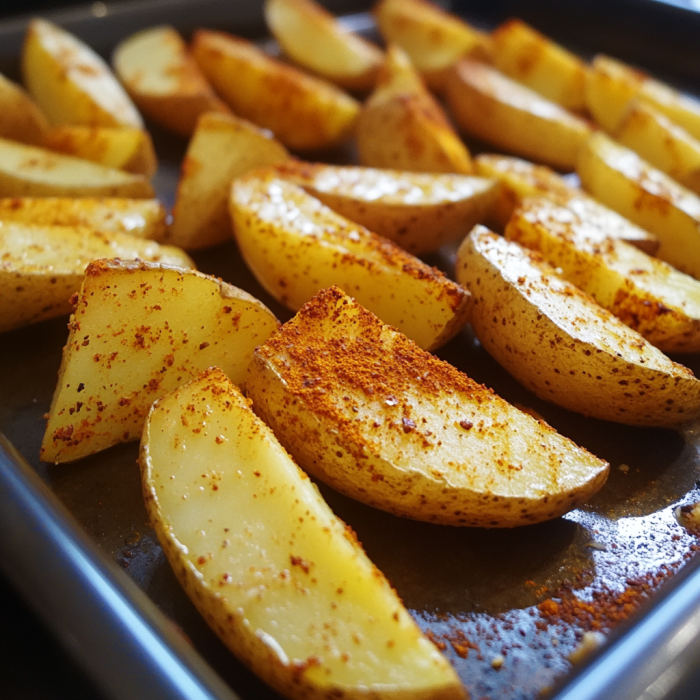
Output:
(41, 259), (279, 463)
(22, 18), (143, 129)
(0, 137), (153, 199)
(0, 72), (49, 145)
(0, 197), (166, 240)
(456, 227), (700, 426)
(229, 172), (469, 351)
(247, 287), (608, 528)
(506, 198), (700, 353)
(271, 161), (497, 254)
(577, 133), (700, 280)
(142, 367), (465, 700)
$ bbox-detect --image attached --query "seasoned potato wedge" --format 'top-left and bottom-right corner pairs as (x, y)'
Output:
(112, 25), (230, 137)
(373, 0), (493, 92)
(474, 153), (659, 253)
(506, 197), (700, 353)
(191, 30), (360, 151)
(357, 44), (473, 174)
(229, 171), (469, 350)
(578, 133), (700, 279)
(22, 18), (143, 129)
(41, 259), (279, 463)
(142, 367), (466, 700)
(0, 197), (166, 240)
(0, 72), (49, 145)
(446, 59), (592, 171)
(265, 0), (383, 91)
(456, 227), (700, 426)
(168, 113), (290, 250)
(44, 125), (157, 177)
(247, 287), (609, 527)
(0, 137), (153, 198)
(615, 100), (700, 195)
(491, 18), (588, 112)
(271, 160), (497, 254)
(0, 223), (192, 333)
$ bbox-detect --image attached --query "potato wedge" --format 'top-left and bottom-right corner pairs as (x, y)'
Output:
(40, 259), (279, 463)
(373, 0), (493, 93)
(357, 44), (473, 174)
(456, 226), (700, 426)
(44, 125), (157, 177)
(491, 18), (588, 112)
(112, 25), (230, 137)
(270, 160), (497, 254)
(615, 100), (700, 195)
(0, 197), (166, 240)
(506, 197), (700, 353)
(578, 132), (700, 280)
(0, 72), (49, 145)
(247, 286), (609, 527)
(0, 137), (153, 198)
(22, 18), (143, 129)
(141, 366), (466, 700)
(474, 153), (659, 253)
(230, 171), (469, 350)
(445, 59), (592, 171)
(264, 0), (383, 91)
(168, 113), (290, 250)
(191, 29), (359, 151)
(0, 223), (192, 333)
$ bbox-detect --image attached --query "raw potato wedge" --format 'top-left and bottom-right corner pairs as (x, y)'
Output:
(373, 0), (493, 93)
(265, 0), (383, 91)
(578, 133), (700, 280)
(446, 59), (592, 171)
(191, 30), (360, 151)
(356, 44), (473, 174)
(615, 100), (700, 195)
(474, 153), (659, 253)
(0, 72), (49, 145)
(491, 18), (588, 112)
(0, 137), (154, 199)
(247, 287), (609, 527)
(168, 112), (290, 250)
(506, 197), (700, 354)
(0, 197), (167, 240)
(0, 223), (193, 333)
(230, 171), (470, 351)
(141, 367), (467, 700)
(112, 25), (231, 137)
(44, 125), (158, 177)
(456, 227), (700, 426)
(41, 259), (279, 463)
(271, 160), (498, 254)
(22, 18), (143, 129)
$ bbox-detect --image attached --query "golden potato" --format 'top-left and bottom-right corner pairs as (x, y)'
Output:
(356, 44), (473, 174)
(457, 226), (700, 426)
(112, 25), (230, 137)
(0, 72), (49, 145)
(446, 59), (591, 171)
(264, 0), (383, 91)
(142, 367), (466, 700)
(41, 259), (279, 463)
(191, 29), (360, 151)
(270, 160), (498, 254)
(22, 18), (143, 128)
(0, 222), (192, 333)
(168, 112), (290, 250)
(247, 286), (609, 527)
(229, 170), (470, 350)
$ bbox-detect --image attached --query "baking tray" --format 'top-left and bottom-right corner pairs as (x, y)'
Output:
(3, 1), (700, 699)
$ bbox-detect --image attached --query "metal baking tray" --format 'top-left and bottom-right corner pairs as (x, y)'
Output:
(2, 1), (700, 699)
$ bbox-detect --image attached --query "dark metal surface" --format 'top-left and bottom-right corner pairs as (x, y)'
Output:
(2, 1), (700, 700)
